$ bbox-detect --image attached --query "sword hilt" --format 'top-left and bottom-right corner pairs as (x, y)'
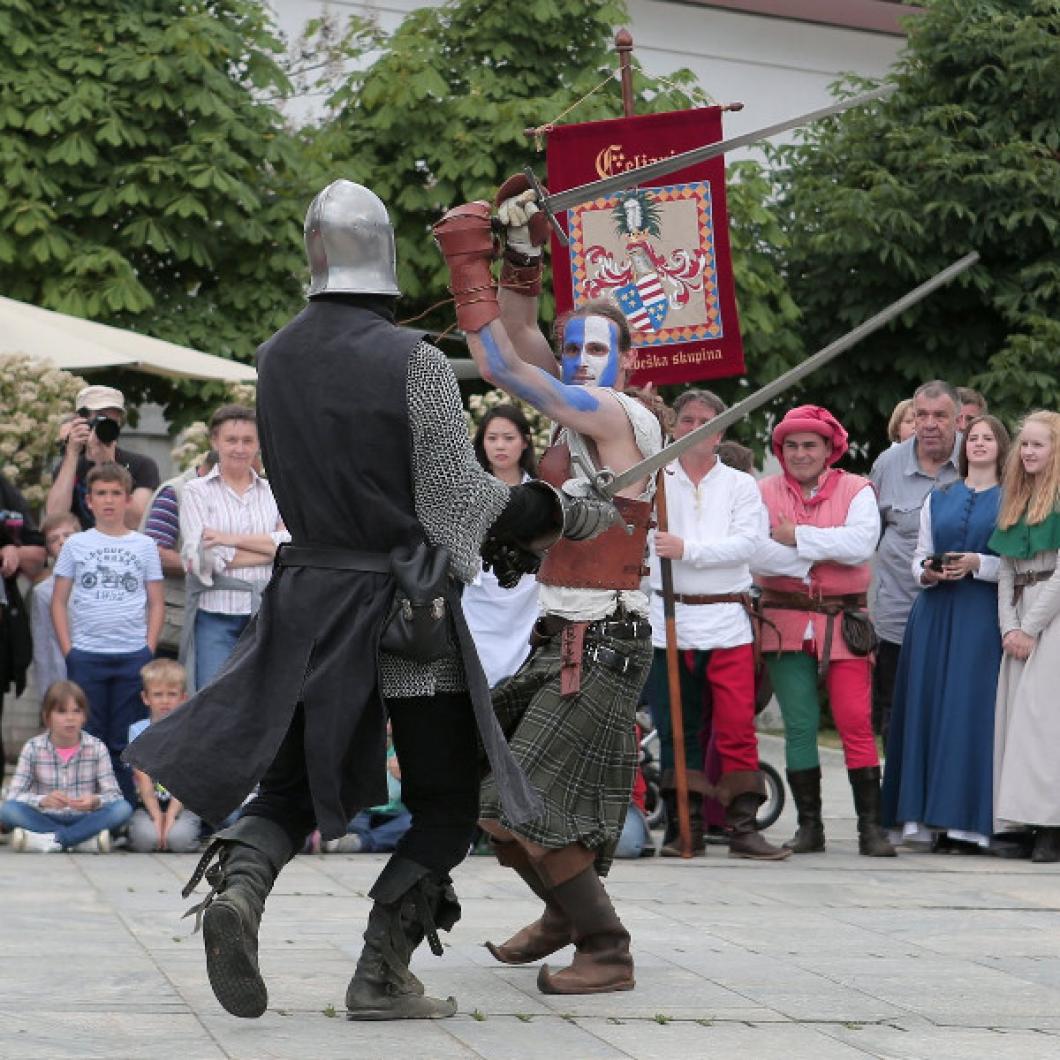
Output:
(522, 166), (569, 248)
(569, 456), (630, 534)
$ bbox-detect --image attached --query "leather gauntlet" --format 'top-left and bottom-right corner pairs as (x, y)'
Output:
(432, 202), (500, 333)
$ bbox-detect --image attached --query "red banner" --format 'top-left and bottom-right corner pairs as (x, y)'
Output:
(546, 106), (745, 386)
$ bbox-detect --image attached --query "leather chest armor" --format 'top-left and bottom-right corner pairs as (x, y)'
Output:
(536, 441), (652, 591)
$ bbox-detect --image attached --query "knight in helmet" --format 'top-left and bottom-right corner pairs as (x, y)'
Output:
(432, 182), (664, 995)
(125, 179), (613, 1021)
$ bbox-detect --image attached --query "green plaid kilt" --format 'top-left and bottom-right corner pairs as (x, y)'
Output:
(480, 627), (653, 876)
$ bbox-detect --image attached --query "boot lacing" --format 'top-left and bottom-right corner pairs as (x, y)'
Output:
(181, 839), (228, 933)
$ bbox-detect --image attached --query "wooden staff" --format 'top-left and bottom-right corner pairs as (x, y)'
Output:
(655, 468), (693, 858)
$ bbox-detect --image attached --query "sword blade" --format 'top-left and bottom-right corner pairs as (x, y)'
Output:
(541, 86), (893, 215)
(602, 251), (980, 497)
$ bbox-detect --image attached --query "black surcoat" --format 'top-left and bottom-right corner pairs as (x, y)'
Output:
(127, 302), (441, 837)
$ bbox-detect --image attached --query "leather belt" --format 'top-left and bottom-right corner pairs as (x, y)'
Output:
(654, 589), (776, 674)
(1012, 568), (1054, 607)
(533, 613), (652, 643)
(532, 612), (651, 698)
(275, 544), (391, 573)
(654, 591), (749, 606)
(759, 590), (870, 679)
(759, 590), (868, 613)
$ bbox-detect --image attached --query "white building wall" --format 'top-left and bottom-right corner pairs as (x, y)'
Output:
(267, 0), (904, 156)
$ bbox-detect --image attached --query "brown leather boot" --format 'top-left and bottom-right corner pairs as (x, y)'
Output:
(536, 867), (634, 995)
(659, 790), (707, 857)
(726, 790), (791, 861)
(784, 767), (826, 853)
(484, 841), (571, 965)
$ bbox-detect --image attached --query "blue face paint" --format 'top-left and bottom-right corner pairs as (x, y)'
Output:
(481, 322), (600, 415)
(561, 314), (620, 388)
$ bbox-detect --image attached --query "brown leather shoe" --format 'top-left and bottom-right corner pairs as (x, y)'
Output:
(726, 792), (791, 861)
(485, 840), (572, 964)
(485, 903), (570, 964)
(535, 867), (634, 995)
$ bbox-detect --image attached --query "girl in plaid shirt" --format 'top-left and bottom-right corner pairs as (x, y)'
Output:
(0, 680), (132, 852)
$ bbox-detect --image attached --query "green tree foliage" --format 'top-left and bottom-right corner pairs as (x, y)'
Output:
(302, 0), (799, 398)
(0, 0), (309, 422)
(772, 0), (1060, 454)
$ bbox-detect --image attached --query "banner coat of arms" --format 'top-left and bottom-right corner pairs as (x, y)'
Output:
(546, 106), (745, 386)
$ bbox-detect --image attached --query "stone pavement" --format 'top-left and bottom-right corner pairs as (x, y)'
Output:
(4, 735), (1060, 1060)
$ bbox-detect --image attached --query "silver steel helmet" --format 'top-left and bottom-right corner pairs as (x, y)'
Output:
(304, 180), (401, 297)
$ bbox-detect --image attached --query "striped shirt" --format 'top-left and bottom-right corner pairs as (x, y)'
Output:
(180, 466), (286, 616)
(143, 484), (180, 550)
(7, 731), (125, 811)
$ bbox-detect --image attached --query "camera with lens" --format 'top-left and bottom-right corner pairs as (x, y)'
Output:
(85, 414), (121, 446)
(924, 552), (956, 572)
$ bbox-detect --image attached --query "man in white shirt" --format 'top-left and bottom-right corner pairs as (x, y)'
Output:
(648, 390), (789, 861)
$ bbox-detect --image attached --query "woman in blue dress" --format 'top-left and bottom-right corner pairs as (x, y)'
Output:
(882, 415), (1010, 850)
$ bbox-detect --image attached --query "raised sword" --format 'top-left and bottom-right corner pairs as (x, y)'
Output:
(524, 86), (894, 245)
(584, 251), (981, 502)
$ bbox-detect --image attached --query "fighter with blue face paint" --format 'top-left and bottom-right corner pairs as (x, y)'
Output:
(433, 180), (664, 997)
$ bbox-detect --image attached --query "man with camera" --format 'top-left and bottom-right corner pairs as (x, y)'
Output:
(868, 380), (960, 742)
(46, 386), (160, 531)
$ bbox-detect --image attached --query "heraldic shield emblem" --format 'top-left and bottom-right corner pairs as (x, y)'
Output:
(568, 182), (722, 348)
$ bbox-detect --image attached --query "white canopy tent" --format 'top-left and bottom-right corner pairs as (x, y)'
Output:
(0, 295), (257, 383)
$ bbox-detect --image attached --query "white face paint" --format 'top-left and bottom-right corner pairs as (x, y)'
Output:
(561, 314), (621, 387)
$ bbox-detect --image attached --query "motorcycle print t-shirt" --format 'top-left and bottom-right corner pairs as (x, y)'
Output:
(54, 528), (163, 653)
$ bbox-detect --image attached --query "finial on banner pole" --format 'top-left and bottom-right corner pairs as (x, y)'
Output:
(614, 29), (635, 118)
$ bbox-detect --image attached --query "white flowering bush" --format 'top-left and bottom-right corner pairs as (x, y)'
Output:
(466, 389), (552, 457)
(0, 354), (86, 508)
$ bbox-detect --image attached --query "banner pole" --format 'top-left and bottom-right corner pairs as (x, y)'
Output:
(615, 29), (635, 119)
(655, 470), (694, 858)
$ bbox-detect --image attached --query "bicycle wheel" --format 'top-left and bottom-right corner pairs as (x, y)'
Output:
(756, 761), (786, 831)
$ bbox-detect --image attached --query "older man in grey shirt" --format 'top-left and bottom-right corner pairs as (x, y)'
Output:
(869, 381), (961, 739)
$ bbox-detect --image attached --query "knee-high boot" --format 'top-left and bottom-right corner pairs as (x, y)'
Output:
(784, 766), (826, 853)
(484, 840), (572, 964)
(848, 766), (897, 857)
(721, 771), (791, 861)
(536, 865), (634, 995)
(346, 855), (460, 1020)
(185, 816), (296, 1019)
(659, 771), (708, 857)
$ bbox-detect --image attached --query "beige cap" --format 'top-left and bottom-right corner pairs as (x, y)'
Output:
(75, 385), (125, 413)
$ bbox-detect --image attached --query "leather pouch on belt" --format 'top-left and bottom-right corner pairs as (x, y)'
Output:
(560, 623), (587, 697)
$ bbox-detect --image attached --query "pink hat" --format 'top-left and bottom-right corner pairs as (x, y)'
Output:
(772, 404), (849, 466)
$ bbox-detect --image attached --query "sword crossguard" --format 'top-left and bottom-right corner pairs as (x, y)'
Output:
(522, 166), (569, 248)
(569, 457), (631, 535)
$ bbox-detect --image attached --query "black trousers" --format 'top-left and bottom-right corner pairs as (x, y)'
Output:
(872, 638), (902, 744)
(242, 692), (481, 876)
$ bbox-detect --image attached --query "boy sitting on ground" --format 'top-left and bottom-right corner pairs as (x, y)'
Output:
(126, 659), (201, 852)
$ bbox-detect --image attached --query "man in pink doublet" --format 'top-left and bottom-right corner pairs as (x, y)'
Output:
(753, 405), (895, 857)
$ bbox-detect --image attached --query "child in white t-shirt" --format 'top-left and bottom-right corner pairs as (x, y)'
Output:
(51, 463), (164, 804)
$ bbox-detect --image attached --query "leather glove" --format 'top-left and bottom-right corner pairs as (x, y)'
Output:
(558, 478), (619, 541)
(495, 173), (550, 255)
(481, 538), (541, 590)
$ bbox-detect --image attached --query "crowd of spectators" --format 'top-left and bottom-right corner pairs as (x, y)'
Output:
(1, 379), (1057, 863)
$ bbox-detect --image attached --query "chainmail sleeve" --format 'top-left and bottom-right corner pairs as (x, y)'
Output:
(378, 340), (511, 699)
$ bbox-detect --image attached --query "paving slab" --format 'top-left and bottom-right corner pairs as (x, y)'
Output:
(4, 736), (1060, 1059)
